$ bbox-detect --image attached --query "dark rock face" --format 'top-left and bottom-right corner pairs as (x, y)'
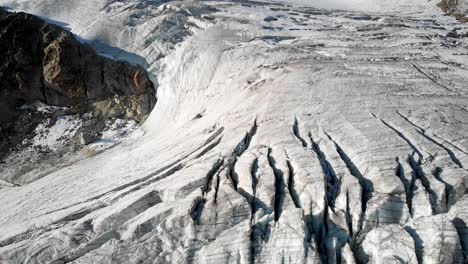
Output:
(438, 0), (468, 22)
(0, 7), (156, 123)
(0, 7), (157, 184)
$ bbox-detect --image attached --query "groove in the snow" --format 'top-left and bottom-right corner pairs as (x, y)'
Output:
(397, 111), (464, 168)
(404, 226), (424, 264)
(191, 158), (225, 223)
(195, 135), (223, 159)
(41, 162), (186, 229)
(432, 167), (453, 211)
(214, 168), (223, 203)
(293, 117), (308, 148)
(408, 154), (437, 214)
(51, 230), (121, 264)
(285, 151), (302, 209)
(324, 132), (373, 240)
(42, 127), (226, 220)
(441, 138), (468, 156)
(451, 217), (468, 263)
(317, 202), (331, 264)
(190, 197), (206, 223)
(345, 190), (354, 237)
(395, 157), (413, 216)
(250, 157), (259, 220)
(228, 118), (258, 190)
(0, 179), (19, 187)
(412, 63), (458, 95)
(308, 132), (340, 209)
(267, 148), (286, 222)
(250, 226), (256, 264)
(372, 113), (423, 163)
(307, 131), (341, 262)
(250, 222), (269, 264)
(202, 158), (225, 196)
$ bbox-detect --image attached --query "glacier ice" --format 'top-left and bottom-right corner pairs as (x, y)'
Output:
(0, 0), (468, 263)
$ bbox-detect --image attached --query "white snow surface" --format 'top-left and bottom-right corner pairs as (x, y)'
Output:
(1, 0), (468, 263)
(268, 0), (439, 12)
(88, 119), (139, 152)
(32, 116), (82, 151)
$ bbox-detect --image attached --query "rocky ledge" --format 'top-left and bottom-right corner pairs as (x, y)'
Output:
(0, 7), (156, 185)
(438, 0), (468, 22)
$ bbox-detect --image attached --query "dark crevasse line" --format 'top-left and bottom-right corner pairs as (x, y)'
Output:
(432, 167), (454, 210)
(73, 127), (225, 214)
(403, 225), (424, 264)
(308, 132), (340, 210)
(395, 157), (414, 217)
(397, 111), (464, 168)
(284, 150), (302, 209)
(115, 162), (185, 202)
(34, 159), (188, 247)
(51, 230), (121, 264)
(195, 136), (224, 159)
(0, 179), (19, 187)
(0, 202), (103, 248)
(64, 190), (158, 260)
(223, 118), (265, 219)
(228, 118), (258, 190)
(44, 126), (225, 219)
(296, 116), (339, 254)
(194, 118), (262, 264)
(249, 221), (270, 264)
(407, 154), (438, 214)
(345, 190), (354, 238)
(291, 124), (333, 260)
(293, 117), (308, 148)
(250, 157), (260, 220)
(191, 158), (225, 223)
(186, 120), (266, 264)
(451, 217), (468, 263)
(237, 157), (270, 221)
(323, 132), (374, 246)
(250, 226), (256, 264)
(194, 118), (258, 220)
(318, 199), (331, 264)
(249, 153), (273, 264)
(248, 157), (260, 264)
(372, 113), (424, 163)
(375, 113), (443, 211)
(190, 197), (206, 224)
(307, 132), (340, 263)
(411, 63), (459, 95)
(267, 148), (286, 222)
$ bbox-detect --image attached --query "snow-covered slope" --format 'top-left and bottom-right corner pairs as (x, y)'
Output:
(268, 0), (439, 12)
(1, 0), (468, 263)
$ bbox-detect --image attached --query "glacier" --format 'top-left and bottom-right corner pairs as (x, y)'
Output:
(0, 0), (468, 263)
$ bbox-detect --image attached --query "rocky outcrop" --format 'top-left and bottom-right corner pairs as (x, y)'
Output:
(0, 7), (156, 184)
(438, 0), (468, 22)
(0, 7), (156, 122)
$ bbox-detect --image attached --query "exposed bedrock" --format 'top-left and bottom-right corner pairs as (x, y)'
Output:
(0, 7), (156, 123)
(0, 7), (157, 184)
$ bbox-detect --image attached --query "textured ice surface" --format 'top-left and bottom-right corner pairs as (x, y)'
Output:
(0, 0), (468, 263)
